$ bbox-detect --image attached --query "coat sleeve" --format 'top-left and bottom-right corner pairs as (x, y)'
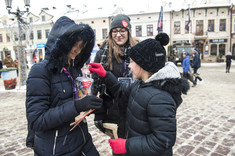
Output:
(102, 71), (132, 108)
(26, 63), (78, 131)
(91, 50), (102, 96)
(126, 92), (177, 156)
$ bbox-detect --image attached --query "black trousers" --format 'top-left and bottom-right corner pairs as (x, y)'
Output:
(193, 68), (202, 83)
(226, 62), (231, 72)
(183, 72), (196, 85)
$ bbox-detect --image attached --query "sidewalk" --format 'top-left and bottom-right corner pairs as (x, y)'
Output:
(0, 63), (235, 156)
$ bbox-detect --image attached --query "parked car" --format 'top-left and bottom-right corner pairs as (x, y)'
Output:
(168, 46), (193, 66)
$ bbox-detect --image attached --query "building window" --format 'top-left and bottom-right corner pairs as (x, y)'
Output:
(103, 20), (106, 23)
(136, 25), (142, 37)
(102, 28), (108, 40)
(174, 21), (180, 34)
(42, 15), (45, 22)
(234, 18), (235, 32)
(45, 29), (50, 38)
(0, 34), (2, 42)
(211, 44), (217, 56)
(185, 21), (192, 33)
(37, 30), (42, 39)
(30, 31), (34, 40)
(147, 25), (153, 36)
(196, 20), (203, 36)
(29, 17), (33, 23)
(91, 21), (94, 24)
(3, 20), (7, 26)
(219, 19), (226, 31)
(219, 44), (225, 56)
(22, 33), (26, 40)
(6, 34), (10, 42)
(208, 20), (214, 32)
(232, 44), (235, 56)
(14, 33), (18, 41)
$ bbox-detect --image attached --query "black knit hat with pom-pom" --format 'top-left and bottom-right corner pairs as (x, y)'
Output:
(128, 33), (169, 73)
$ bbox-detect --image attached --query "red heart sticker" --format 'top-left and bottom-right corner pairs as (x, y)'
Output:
(122, 20), (128, 28)
(82, 80), (92, 89)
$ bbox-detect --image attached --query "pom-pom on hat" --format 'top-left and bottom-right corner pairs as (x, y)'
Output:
(128, 33), (169, 73)
(110, 14), (131, 31)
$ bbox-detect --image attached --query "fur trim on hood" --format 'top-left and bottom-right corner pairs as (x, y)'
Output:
(145, 62), (181, 83)
(45, 16), (95, 72)
(143, 62), (190, 107)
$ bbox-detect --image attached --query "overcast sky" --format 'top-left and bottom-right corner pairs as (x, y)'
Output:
(0, 0), (234, 17)
(1, 0), (187, 16)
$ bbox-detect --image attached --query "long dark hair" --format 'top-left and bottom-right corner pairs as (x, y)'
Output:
(107, 30), (138, 70)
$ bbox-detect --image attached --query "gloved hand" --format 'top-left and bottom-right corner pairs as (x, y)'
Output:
(109, 138), (127, 154)
(74, 95), (103, 112)
(88, 63), (107, 78)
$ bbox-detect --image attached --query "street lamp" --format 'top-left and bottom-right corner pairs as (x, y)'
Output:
(5, 0), (30, 87)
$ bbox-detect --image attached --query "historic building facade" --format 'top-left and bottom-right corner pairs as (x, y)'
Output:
(171, 1), (232, 61)
(0, 0), (234, 66)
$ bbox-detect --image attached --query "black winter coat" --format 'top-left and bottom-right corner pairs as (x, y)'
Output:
(192, 52), (201, 69)
(102, 62), (189, 156)
(26, 16), (97, 156)
(91, 41), (131, 138)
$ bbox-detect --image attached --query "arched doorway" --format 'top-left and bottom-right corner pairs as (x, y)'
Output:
(232, 44), (235, 56)
(211, 44), (217, 56)
(219, 44), (225, 57)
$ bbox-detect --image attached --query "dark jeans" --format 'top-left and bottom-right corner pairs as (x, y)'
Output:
(193, 68), (202, 83)
(226, 62), (231, 72)
(183, 72), (196, 85)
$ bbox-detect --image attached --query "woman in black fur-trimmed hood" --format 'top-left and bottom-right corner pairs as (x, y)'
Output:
(89, 33), (190, 156)
(26, 16), (103, 156)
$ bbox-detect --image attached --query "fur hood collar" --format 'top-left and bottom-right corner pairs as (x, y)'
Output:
(145, 62), (181, 83)
(141, 62), (190, 107)
(45, 16), (95, 72)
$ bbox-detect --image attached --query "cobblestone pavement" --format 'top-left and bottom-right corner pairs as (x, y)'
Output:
(0, 63), (235, 156)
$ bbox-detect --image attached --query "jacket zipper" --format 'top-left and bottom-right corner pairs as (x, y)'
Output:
(79, 125), (86, 144)
(53, 130), (58, 155)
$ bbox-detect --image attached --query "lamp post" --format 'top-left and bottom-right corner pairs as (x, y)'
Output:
(5, 0), (30, 87)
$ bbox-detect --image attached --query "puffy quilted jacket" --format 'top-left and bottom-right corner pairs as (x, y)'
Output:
(26, 16), (98, 156)
(102, 62), (189, 156)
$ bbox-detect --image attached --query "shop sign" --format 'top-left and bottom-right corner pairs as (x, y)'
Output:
(37, 44), (46, 48)
(173, 40), (189, 44)
(210, 39), (227, 43)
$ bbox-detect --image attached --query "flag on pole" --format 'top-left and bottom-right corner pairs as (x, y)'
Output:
(157, 6), (163, 33)
(185, 7), (191, 31)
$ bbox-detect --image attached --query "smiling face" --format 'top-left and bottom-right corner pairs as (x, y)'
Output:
(111, 27), (128, 46)
(68, 40), (84, 60)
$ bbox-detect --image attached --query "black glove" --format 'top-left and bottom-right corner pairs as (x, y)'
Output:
(94, 120), (106, 133)
(74, 95), (103, 112)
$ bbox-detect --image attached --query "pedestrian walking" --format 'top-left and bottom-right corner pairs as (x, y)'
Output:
(182, 52), (197, 87)
(225, 51), (232, 73)
(91, 14), (138, 144)
(89, 33), (190, 156)
(4, 52), (14, 68)
(192, 48), (203, 83)
(25, 16), (103, 156)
